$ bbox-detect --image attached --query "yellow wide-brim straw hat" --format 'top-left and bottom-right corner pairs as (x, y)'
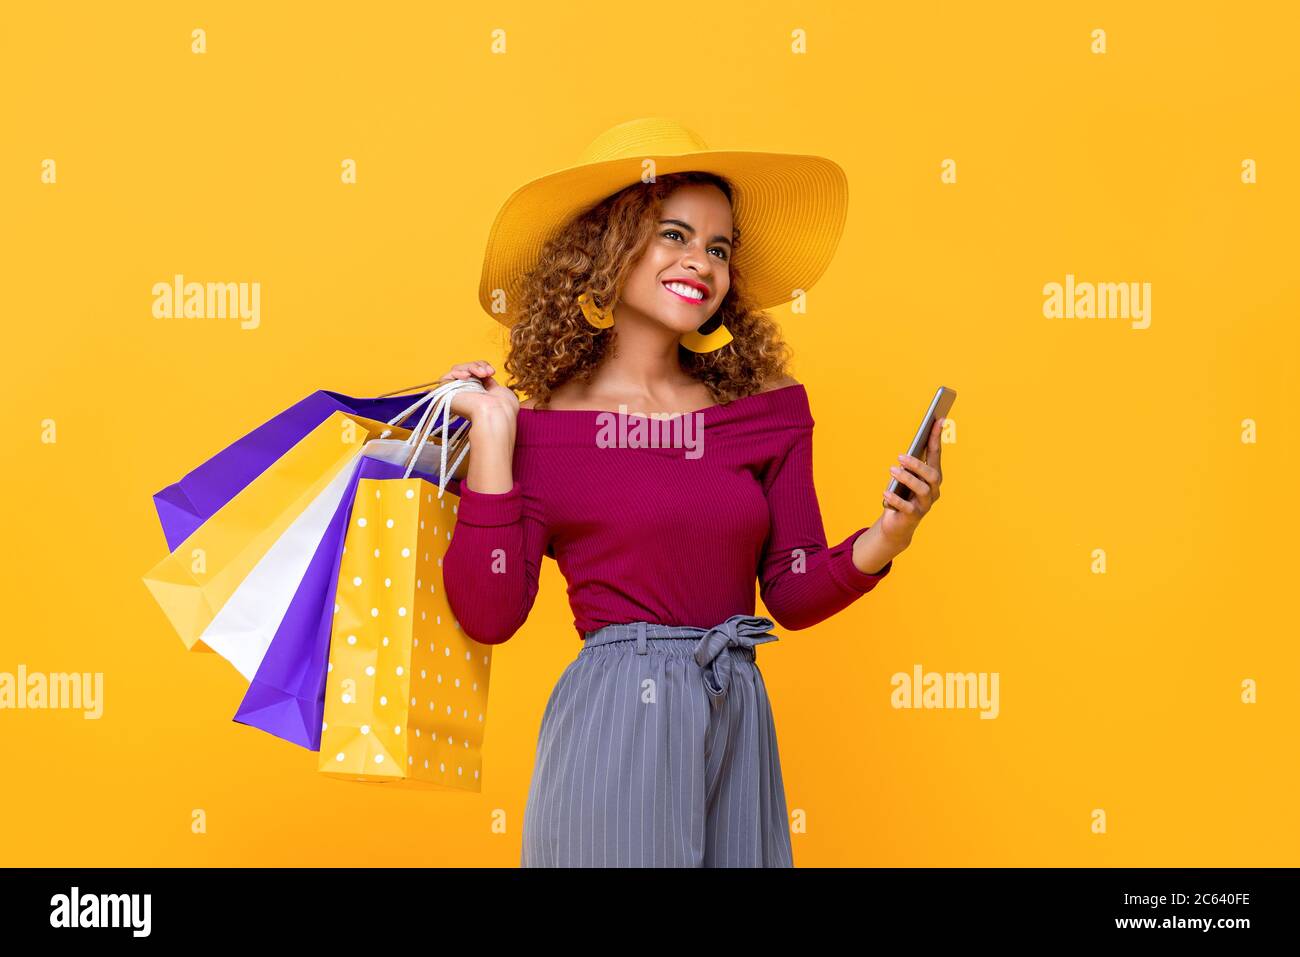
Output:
(478, 116), (849, 326)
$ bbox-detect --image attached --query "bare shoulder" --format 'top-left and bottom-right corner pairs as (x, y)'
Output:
(522, 380), (587, 410)
(758, 374), (800, 394)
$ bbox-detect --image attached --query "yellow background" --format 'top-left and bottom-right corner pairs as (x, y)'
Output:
(1, 2), (1296, 866)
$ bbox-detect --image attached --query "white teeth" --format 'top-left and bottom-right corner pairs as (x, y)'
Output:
(664, 281), (704, 300)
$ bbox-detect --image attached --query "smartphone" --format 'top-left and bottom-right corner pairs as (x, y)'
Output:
(883, 386), (956, 510)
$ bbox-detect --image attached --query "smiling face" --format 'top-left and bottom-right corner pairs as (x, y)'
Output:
(614, 182), (734, 335)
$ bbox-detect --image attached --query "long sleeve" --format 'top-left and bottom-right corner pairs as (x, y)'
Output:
(441, 475), (547, 645)
(757, 422), (892, 631)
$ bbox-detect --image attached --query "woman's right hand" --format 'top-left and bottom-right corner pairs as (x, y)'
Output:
(436, 360), (519, 423)
(433, 361), (518, 494)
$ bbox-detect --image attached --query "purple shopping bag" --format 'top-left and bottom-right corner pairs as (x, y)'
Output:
(150, 388), (456, 552)
(231, 452), (457, 750)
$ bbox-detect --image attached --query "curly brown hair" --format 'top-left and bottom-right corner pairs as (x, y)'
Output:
(501, 170), (793, 408)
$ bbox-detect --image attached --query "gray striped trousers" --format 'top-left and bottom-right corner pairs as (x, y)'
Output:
(520, 614), (794, 867)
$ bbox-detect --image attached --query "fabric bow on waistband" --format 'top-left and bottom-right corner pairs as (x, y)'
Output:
(694, 614), (779, 701)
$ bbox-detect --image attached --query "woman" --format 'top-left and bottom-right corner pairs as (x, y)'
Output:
(437, 118), (945, 867)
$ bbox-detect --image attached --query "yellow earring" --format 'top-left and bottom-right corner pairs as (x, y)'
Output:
(577, 292), (615, 329)
(679, 322), (733, 353)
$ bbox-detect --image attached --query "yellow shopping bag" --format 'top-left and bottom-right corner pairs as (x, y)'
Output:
(319, 472), (491, 792)
(143, 411), (401, 655)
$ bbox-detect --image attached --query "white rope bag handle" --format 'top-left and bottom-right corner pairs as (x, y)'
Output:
(375, 378), (488, 496)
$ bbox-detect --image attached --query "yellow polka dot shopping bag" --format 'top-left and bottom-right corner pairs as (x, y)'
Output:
(319, 379), (494, 791)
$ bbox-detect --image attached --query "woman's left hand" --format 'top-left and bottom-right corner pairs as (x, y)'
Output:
(879, 417), (945, 544)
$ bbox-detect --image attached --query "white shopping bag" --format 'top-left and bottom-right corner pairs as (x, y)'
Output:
(194, 449), (366, 681)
